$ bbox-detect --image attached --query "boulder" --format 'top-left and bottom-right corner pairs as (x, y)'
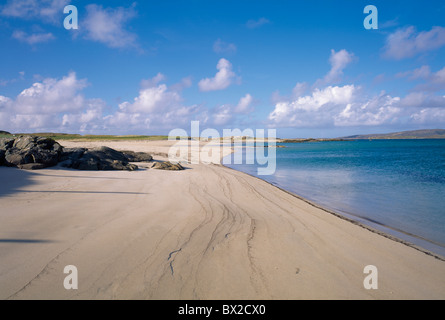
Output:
(1, 136), (62, 169)
(86, 147), (129, 162)
(35, 136), (63, 153)
(66, 147), (139, 171)
(5, 148), (34, 166)
(60, 148), (87, 162)
(30, 148), (60, 166)
(120, 150), (153, 162)
(152, 161), (184, 171)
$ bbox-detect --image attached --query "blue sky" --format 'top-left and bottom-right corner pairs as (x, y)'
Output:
(0, 0), (444, 138)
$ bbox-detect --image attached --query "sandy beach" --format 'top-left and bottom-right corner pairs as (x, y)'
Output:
(0, 139), (444, 300)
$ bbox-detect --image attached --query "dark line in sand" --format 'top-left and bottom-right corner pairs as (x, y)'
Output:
(167, 248), (182, 276)
(167, 248), (182, 261)
(0, 239), (54, 244)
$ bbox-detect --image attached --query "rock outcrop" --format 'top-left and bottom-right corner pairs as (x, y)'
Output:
(120, 150), (153, 162)
(60, 146), (139, 171)
(1, 136), (62, 169)
(0, 136), (154, 171)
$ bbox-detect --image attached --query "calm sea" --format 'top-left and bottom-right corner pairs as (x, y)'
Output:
(224, 139), (445, 256)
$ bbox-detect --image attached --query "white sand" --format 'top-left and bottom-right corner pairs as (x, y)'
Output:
(0, 140), (444, 299)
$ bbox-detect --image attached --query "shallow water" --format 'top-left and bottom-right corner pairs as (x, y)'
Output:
(224, 139), (445, 256)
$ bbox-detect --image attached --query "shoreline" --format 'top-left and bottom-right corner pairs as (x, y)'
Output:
(1, 139), (444, 299)
(222, 163), (445, 262)
(222, 143), (445, 260)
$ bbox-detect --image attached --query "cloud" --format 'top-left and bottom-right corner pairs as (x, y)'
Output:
(432, 67), (445, 85)
(12, 30), (55, 45)
(396, 65), (431, 80)
(83, 4), (138, 49)
(0, 72), (105, 132)
(0, 71), (26, 87)
(410, 107), (445, 124)
(396, 65), (445, 91)
(13, 72), (88, 114)
(379, 17), (399, 29)
(1, 0), (69, 23)
(271, 82), (309, 104)
(213, 39), (237, 54)
(333, 92), (402, 127)
(268, 84), (445, 128)
(0, 72), (204, 134)
(292, 82), (308, 98)
(269, 85), (357, 126)
(246, 18), (270, 29)
(140, 73), (166, 89)
(265, 48), (445, 129)
(170, 77), (193, 92)
(234, 93), (254, 114)
(198, 58), (238, 92)
(106, 78), (202, 131)
(118, 84), (183, 114)
(212, 104), (232, 126)
(315, 49), (354, 86)
(383, 26), (445, 60)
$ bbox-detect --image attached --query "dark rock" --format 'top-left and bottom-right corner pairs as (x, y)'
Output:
(152, 161), (184, 170)
(1, 136), (149, 171)
(0, 138), (14, 151)
(35, 136), (63, 153)
(73, 157), (100, 170)
(120, 150), (153, 162)
(13, 136), (35, 150)
(30, 147), (60, 166)
(66, 147), (139, 171)
(1, 135), (62, 169)
(60, 148), (87, 162)
(5, 148), (34, 166)
(86, 147), (129, 162)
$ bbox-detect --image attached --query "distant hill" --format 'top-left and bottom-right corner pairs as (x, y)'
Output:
(0, 130), (11, 135)
(342, 129), (445, 140)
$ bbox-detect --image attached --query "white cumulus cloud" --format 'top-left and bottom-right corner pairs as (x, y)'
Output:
(0, 72), (106, 133)
(106, 77), (202, 131)
(268, 83), (445, 128)
(234, 93), (254, 114)
(198, 58), (238, 92)
(118, 84), (182, 114)
(315, 49), (354, 86)
(0, 72), (205, 134)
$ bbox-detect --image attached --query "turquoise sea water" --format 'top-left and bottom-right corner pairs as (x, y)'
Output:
(224, 140), (445, 256)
